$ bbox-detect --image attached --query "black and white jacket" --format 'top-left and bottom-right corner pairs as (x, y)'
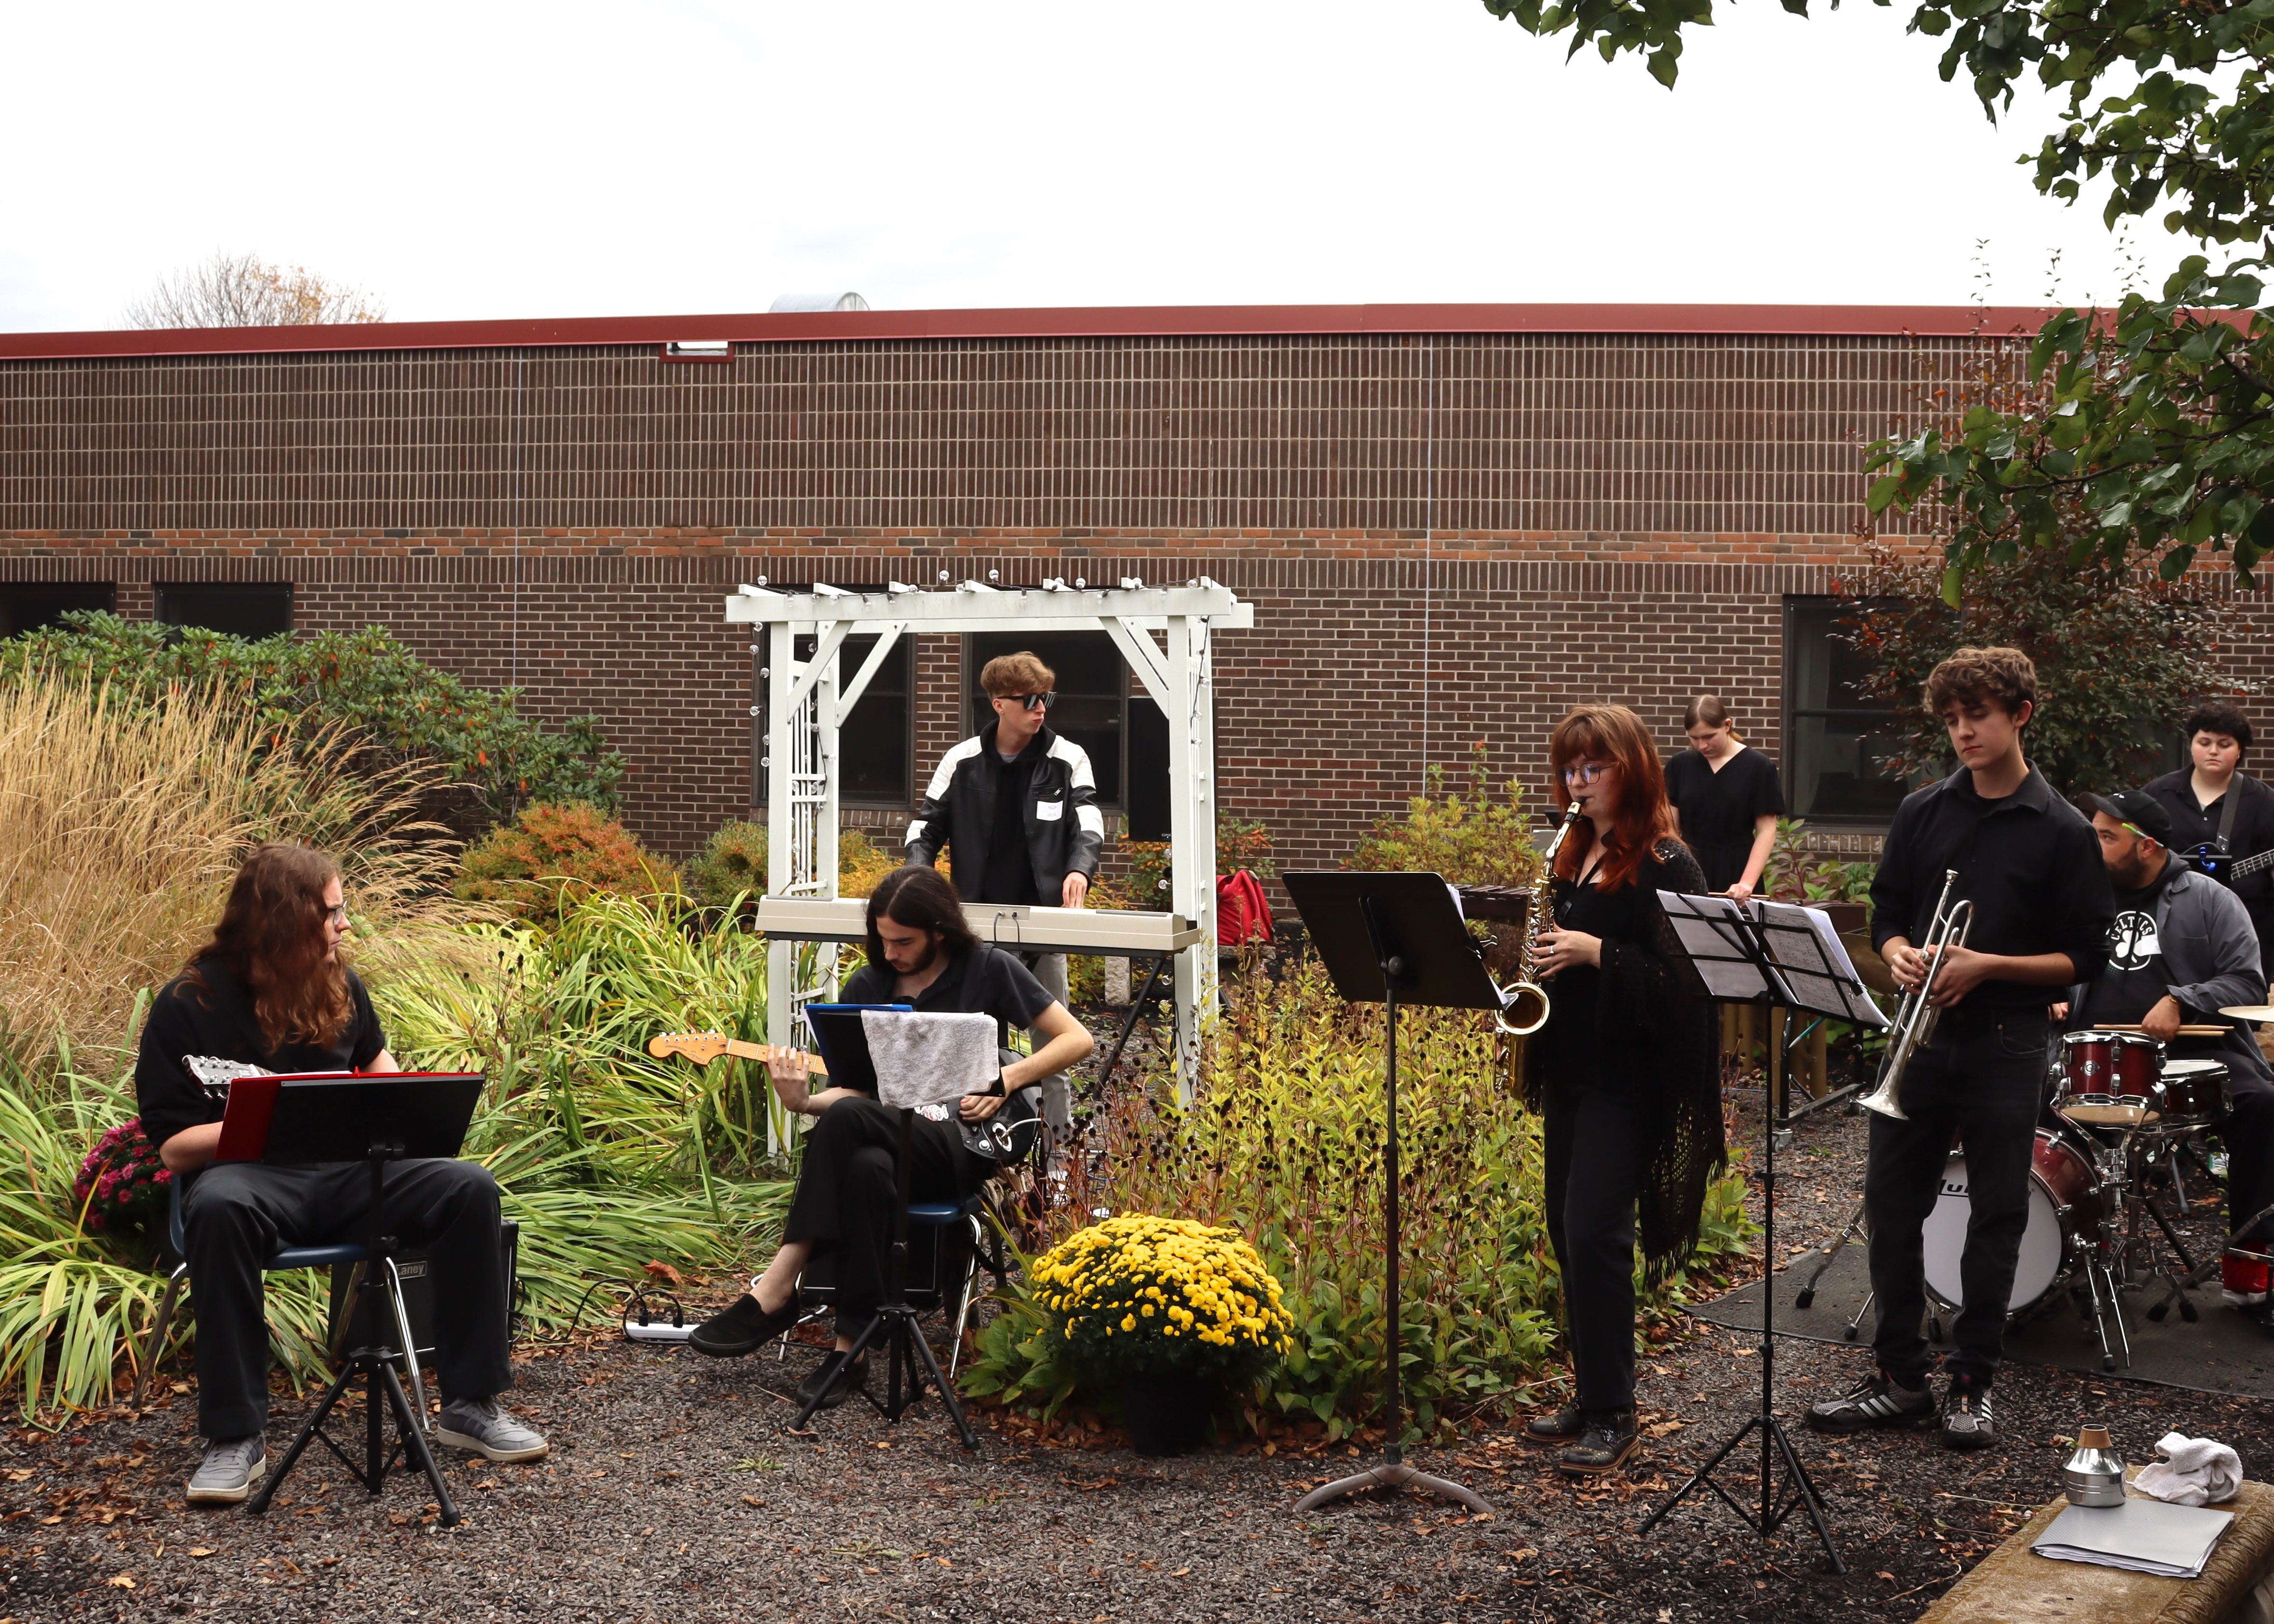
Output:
(904, 723), (1104, 902)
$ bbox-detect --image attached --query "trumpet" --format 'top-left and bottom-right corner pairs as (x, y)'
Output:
(1857, 868), (1973, 1121)
(1497, 802), (1585, 1038)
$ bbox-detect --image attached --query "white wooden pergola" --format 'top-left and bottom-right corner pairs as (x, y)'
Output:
(726, 578), (1255, 1096)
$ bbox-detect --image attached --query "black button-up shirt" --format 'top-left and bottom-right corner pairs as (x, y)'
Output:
(1870, 766), (2115, 1015)
(2142, 767), (2274, 979)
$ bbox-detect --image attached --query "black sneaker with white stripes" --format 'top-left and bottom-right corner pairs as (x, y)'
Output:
(1939, 1385), (1996, 1451)
(1804, 1371), (1935, 1434)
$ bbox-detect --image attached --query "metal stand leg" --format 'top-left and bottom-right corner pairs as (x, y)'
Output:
(1794, 1201), (1866, 1311)
(132, 1265), (186, 1409)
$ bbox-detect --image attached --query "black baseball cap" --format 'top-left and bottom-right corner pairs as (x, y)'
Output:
(2086, 788), (2175, 847)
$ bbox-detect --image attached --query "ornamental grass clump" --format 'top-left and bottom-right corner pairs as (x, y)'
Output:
(1030, 1215), (1290, 1386)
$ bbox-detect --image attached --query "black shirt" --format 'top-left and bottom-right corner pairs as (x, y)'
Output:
(1666, 746), (1785, 892)
(979, 731), (1044, 907)
(135, 958), (388, 1150)
(1870, 766), (2115, 1015)
(2143, 768), (2274, 977)
(1534, 852), (1671, 1091)
(840, 943), (1056, 1052)
(2080, 863), (2179, 1027)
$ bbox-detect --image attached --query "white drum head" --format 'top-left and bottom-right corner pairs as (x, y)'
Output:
(1921, 1152), (2065, 1314)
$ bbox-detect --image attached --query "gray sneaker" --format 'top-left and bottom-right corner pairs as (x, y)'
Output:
(186, 1435), (267, 1505)
(436, 1397), (549, 1462)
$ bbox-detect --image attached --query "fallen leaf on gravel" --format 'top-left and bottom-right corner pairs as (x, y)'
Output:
(1646, 1421), (1683, 1438)
(1511, 1548), (1538, 1562)
(1171, 1568), (1190, 1577)
(1876, 1572), (1896, 1583)
(3, 1469), (30, 1482)
(108, 1576), (134, 1589)
(188, 1549), (213, 1559)
(1658, 1610), (1674, 1621)
(740, 1495), (762, 1507)
(642, 1261), (683, 1287)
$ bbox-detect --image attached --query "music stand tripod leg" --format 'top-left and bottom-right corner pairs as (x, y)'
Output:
(246, 1358), (359, 1516)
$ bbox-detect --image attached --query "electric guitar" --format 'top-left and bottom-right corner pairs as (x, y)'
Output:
(647, 1032), (1043, 1163)
(2179, 843), (2274, 887)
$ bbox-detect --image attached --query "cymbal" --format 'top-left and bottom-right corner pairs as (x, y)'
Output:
(2219, 1005), (2274, 1024)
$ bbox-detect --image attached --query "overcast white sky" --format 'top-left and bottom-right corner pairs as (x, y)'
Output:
(0, 0), (2193, 331)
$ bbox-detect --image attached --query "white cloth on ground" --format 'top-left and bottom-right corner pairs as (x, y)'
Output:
(860, 1010), (999, 1108)
(2135, 1432), (2245, 1507)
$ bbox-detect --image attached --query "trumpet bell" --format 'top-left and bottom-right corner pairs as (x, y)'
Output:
(1857, 1076), (1909, 1120)
(1497, 980), (1550, 1037)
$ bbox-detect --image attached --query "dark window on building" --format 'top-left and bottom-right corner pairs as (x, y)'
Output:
(0, 581), (114, 637)
(1783, 597), (1913, 822)
(156, 581), (294, 639)
(835, 634), (911, 805)
(967, 633), (1167, 833)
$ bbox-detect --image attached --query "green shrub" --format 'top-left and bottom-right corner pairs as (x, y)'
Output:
(1761, 817), (1876, 906)
(684, 821), (901, 914)
(457, 802), (680, 927)
(0, 613), (623, 828)
(1348, 743), (1545, 889)
(964, 959), (1753, 1439)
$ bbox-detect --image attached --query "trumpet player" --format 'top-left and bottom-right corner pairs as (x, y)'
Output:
(1808, 647), (2112, 1452)
(1518, 705), (1719, 1477)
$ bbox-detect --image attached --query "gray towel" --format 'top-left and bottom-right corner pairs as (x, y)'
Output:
(861, 1011), (998, 1108)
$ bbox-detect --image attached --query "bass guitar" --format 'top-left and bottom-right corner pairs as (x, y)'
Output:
(647, 1031), (1042, 1164)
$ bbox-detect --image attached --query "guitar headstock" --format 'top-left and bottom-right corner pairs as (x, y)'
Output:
(648, 1032), (732, 1065)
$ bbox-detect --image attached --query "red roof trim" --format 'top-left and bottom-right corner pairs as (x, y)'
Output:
(0, 302), (2064, 361)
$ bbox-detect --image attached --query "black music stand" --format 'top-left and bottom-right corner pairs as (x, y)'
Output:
(1281, 870), (1498, 1514)
(1637, 896), (1884, 1572)
(245, 1073), (484, 1526)
(790, 1010), (982, 1450)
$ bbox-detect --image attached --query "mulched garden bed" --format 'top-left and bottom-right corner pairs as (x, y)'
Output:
(6, 1092), (2269, 1623)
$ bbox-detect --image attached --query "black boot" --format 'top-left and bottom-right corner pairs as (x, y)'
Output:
(1556, 1408), (1639, 1475)
(1523, 1403), (1585, 1442)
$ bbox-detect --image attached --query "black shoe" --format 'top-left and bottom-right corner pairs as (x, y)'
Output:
(1523, 1403), (1585, 1442)
(1805, 1371), (1935, 1434)
(1939, 1384), (1996, 1451)
(1555, 1409), (1638, 1476)
(795, 1352), (868, 1411)
(688, 1293), (801, 1359)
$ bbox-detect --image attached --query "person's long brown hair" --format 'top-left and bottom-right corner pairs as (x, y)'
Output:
(1550, 704), (1679, 892)
(184, 843), (353, 1051)
(863, 865), (980, 972)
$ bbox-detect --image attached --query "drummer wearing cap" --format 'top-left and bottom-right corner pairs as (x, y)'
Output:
(2065, 788), (2274, 1306)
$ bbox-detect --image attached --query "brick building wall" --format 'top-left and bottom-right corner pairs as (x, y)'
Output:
(5, 307), (2269, 866)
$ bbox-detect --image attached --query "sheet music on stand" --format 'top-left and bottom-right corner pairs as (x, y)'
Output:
(1655, 893), (1888, 1029)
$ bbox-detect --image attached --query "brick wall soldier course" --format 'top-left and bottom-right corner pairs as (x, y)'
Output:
(4, 306), (2269, 863)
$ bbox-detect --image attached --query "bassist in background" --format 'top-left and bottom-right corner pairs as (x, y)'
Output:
(2144, 706), (2274, 988)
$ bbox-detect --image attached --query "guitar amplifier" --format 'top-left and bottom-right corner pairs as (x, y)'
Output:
(326, 1219), (521, 1359)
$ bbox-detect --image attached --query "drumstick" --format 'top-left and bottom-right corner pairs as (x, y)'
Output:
(2090, 1024), (2231, 1037)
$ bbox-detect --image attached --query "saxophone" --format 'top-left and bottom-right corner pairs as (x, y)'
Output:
(1495, 801), (1585, 1038)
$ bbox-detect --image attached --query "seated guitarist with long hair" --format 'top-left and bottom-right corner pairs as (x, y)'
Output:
(688, 866), (1094, 1408)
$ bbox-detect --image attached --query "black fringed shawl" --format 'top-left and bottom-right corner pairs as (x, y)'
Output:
(1519, 838), (1725, 1282)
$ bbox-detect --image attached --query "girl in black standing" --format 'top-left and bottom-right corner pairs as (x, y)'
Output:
(1665, 694), (1785, 902)
(1521, 704), (1723, 1474)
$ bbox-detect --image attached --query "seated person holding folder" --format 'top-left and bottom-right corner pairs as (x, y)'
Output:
(688, 866), (1095, 1407)
(136, 844), (545, 1506)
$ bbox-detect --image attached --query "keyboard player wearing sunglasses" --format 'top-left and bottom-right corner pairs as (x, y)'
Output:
(903, 650), (1103, 1155)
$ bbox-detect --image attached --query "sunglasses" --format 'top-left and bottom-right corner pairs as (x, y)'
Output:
(1559, 761), (1611, 785)
(1005, 692), (1056, 712)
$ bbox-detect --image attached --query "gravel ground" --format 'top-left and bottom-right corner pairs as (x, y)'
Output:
(7, 1090), (2271, 1623)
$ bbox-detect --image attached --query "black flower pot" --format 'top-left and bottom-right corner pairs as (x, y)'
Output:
(1117, 1370), (1214, 1457)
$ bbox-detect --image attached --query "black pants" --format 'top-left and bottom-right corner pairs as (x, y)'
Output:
(180, 1158), (513, 1440)
(1542, 1077), (1650, 1414)
(1865, 1009), (2048, 1392)
(2223, 1073), (2274, 1244)
(782, 1098), (988, 1335)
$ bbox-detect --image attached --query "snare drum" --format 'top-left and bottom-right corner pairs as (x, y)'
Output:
(2056, 1030), (2165, 1124)
(1923, 1128), (2103, 1317)
(2157, 1058), (2228, 1127)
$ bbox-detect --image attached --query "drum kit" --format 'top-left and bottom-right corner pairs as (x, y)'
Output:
(1803, 1010), (2260, 1372)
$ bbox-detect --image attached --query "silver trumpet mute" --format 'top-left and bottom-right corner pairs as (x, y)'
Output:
(1858, 869), (1973, 1122)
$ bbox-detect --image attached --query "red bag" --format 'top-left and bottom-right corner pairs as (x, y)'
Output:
(1216, 868), (1274, 946)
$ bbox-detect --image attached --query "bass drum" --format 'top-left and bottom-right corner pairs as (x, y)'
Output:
(1922, 1129), (2102, 1317)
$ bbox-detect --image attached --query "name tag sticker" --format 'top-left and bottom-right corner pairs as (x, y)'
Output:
(1036, 799), (1064, 821)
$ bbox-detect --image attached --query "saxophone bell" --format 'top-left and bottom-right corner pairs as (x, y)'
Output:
(1494, 802), (1586, 1039)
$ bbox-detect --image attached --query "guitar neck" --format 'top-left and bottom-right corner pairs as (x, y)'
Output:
(2234, 848), (2274, 880)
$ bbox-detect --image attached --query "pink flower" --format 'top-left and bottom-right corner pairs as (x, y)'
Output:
(117, 1188), (133, 1204)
